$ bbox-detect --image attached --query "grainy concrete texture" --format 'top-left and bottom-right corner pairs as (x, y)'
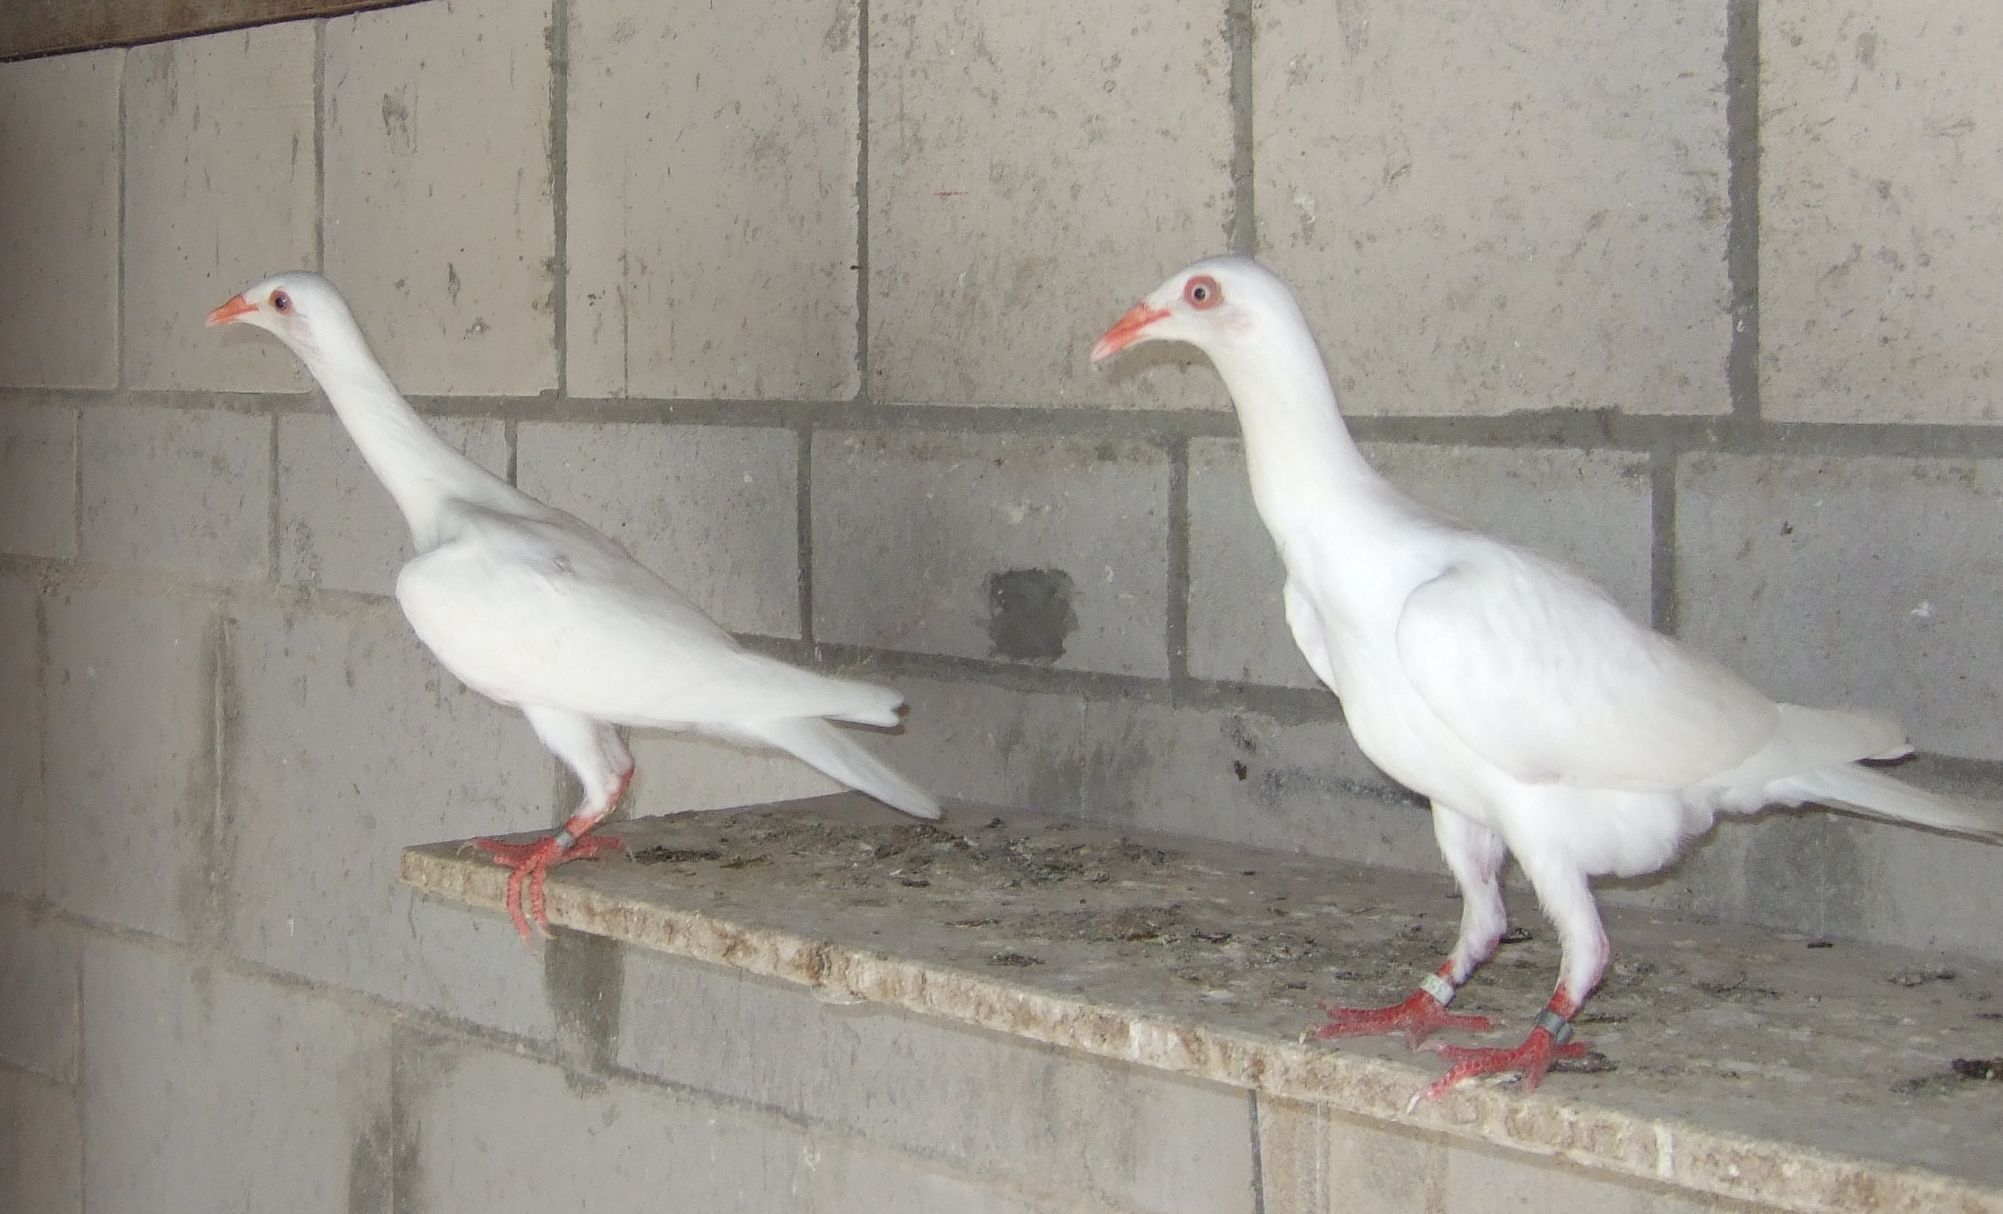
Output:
(4, 0), (2003, 1209)
(1760, 3), (2003, 424)
(0, 575), (42, 903)
(404, 799), (2003, 1214)
(279, 412), (509, 593)
(41, 583), (218, 943)
(323, 0), (561, 396)
(79, 404), (271, 581)
(566, 0), (863, 400)
(867, 0), (1235, 409)
(1253, 0), (1732, 418)
(0, 400), (77, 558)
(123, 24), (317, 393)
(812, 431), (1172, 675)
(0, 51), (120, 389)
(517, 420), (804, 637)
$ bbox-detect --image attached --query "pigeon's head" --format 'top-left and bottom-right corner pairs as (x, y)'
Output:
(206, 271), (356, 360)
(1089, 256), (1304, 364)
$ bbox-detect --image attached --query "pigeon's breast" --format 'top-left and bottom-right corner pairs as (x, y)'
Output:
(1336, 650), (1502, 824)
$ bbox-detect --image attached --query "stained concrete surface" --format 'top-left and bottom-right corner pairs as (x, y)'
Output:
(406, 794), (2003, 1214)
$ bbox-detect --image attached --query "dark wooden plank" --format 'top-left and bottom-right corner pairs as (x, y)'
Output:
(1, 0), (423, 61)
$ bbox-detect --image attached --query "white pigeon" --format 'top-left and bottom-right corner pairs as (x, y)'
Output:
(209, 272), (938, 939)
(1092, 256), (2003, 1101)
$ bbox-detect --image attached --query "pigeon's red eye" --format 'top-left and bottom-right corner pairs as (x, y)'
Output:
(270, 290), (292, 313)
(1184, 275), (1222, 310)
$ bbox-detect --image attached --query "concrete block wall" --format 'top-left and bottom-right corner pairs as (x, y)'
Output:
(3, 1), (2001, 1209)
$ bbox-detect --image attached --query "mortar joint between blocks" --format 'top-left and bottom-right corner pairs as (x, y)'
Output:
(312, 18), (327, 274)
(798, 424), (817, 645)
(853, 0), (873, 401)
(1226, 0), (1256, 257)
(1166, 432), (1192, 684)
(1648, 448), (1680, 637)
(114, 47), (129, 393)
(1724, 0), (1761, 422)
(548, 0), (571, 398)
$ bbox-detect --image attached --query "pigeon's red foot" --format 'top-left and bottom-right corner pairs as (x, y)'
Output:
(1415, 1024), (1588, 1104)
(1314, 989), (1493, 1047)
(472, 831), (626, 941)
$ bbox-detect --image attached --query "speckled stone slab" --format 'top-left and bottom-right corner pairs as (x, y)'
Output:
(402, 794), (2003, 1213)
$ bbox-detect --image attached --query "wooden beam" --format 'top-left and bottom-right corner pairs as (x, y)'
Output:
(1, 0), (424, 61)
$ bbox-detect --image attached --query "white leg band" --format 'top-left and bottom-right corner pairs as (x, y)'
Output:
(1418, 972), (1457, 1007)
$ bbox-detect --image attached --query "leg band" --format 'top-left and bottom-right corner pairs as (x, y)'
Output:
(1532, 1007), (1575, 1046)
(1418, 972), (1457, 1007)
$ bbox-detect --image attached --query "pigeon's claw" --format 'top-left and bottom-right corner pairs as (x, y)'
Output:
(472, 831), (626, 941)
(1314, 989), (1493, 1047)
(1414, 1025), (1589, 1104)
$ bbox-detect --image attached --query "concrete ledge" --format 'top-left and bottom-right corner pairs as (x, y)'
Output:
(402, 794), (2003, 1213)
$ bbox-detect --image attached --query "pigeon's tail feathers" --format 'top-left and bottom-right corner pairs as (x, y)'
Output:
(1702, 704), (2002, 840)
(1776, 703), (1907, 774)
(701, 656), (906, 729)
(740, 716), (941, 820)
(1772, 765), (2003, 842)
(1703, 703), (1911, 800)
(1775, 703), (1915, 765)
(821, 679), (906, 729)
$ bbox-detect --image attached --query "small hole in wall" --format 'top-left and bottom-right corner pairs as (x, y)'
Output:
(986, 568), (1078, 663)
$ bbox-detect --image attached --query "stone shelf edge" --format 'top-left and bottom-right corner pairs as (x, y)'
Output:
(400, 794), (2003, 1214)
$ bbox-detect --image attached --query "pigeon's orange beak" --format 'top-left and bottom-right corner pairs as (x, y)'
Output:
(1090, 302), (1169, 363)
(206, 294), (257, 327)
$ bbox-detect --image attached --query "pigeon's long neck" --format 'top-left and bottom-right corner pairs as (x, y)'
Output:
(1207, 320), (1393, 542)
(297, 324), (510, 550)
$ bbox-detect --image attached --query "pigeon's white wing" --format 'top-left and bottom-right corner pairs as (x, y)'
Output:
(1393, 545), (1780, 792)
(396, 510), (901, 729)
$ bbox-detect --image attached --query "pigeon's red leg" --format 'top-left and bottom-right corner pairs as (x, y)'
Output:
(474, 765), (633, 940)
(1414, 988), (1589, 1103)
(1405, 847), (1607, 1102)
(1315, 809), (1506, 1046)
(1314, 962), (1494, 1046)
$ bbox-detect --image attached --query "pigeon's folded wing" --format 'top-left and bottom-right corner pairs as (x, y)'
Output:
(1393, 546), (1780, 793)
(396, 514), (899, 728)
